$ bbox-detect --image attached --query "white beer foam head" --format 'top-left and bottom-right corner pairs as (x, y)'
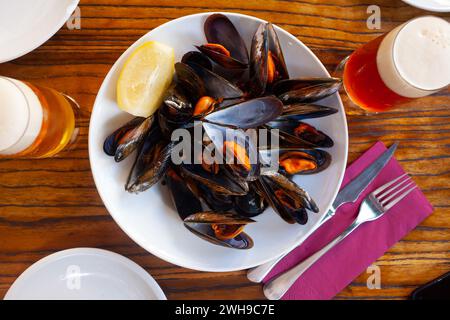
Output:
(377, 16), (450, 98)
(0, 77), (43, 155)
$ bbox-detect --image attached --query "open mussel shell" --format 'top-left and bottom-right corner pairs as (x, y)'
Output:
(184, 212), (254, 249)
(257, 172), (317, 225)
(266, 119), (334, 148)
(273, 78), (342, 104)
(180, 164), (248, 196)
(166, 167), (203, 220)
(249, 23), (289, 97)
(126, 130), (175, 193)
(223, 141), (261, 182)
(262, 171), (319, 213)
(255, 178), (294, 224)
(188, 62), (244, 99)
(103, 117), (147, 160)
(203, 96), (283, 129)
(266, 23), (289, 81)
(249, 23), (269, 97)
(259, 148), (331, 175)
(201, 123), (261, 181)
(279, 103), (338, 121)
(182, 51), (213, 71)
(203, 14), (249, 68)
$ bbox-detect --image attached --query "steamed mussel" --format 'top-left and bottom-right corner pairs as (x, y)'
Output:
(103, 14), (342, 249)
(184, 212), (255, 249)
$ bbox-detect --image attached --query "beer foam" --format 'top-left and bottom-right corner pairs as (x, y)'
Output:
(377, 16), (450, 98)
(0, 77), (43, 155)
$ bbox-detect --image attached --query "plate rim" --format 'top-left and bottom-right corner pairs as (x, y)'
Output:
(0, 0), (80, 63)
(4, 247), (167, 300)
(402, 0), (450, 12)
(88, 11), (349, 272)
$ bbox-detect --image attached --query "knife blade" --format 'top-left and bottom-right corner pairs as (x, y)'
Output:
(247, 142), (398, 283)
(329, 142), (398, 215)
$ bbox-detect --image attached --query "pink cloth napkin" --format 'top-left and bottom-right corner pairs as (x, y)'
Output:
(263, 141), (434, 300)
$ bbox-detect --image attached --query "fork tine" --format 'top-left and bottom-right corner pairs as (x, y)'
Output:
(373, 173), (409, 197)
(377, 175), (412, 200)
(380, 181), (415, 206)
(383, 185), (418, 210)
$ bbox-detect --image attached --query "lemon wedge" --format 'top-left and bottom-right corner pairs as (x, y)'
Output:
(117, 41), (175, 117)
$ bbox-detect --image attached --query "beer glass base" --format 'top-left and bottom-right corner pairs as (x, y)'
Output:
(334, 56), (378, 116)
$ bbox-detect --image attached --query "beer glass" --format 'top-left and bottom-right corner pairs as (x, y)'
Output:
(0, 76), (79, 158)
(337, 16), (450, 113)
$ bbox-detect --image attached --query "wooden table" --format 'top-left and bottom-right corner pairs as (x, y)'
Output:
(0, 0), (449, 300)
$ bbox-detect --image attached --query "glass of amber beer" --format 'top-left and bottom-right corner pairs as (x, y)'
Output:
(0, 76), (79, 158)
(339, 16), (450, 113)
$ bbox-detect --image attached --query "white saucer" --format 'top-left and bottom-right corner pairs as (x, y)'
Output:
(0, 0), (79, 63)
(4, 248), (167, 300)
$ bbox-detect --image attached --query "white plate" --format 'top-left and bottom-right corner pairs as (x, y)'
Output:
(402, 0), (450, 12)
(4, 248), (166, 300)
(89, 12), (348, 272)
(0, 0), (79, 63)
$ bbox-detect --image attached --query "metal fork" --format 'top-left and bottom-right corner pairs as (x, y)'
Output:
(263, 173), (417, 300)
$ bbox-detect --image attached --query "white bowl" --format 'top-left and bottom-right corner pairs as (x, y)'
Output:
(0, 0), (79, 63)
(89, 12), (348, 272)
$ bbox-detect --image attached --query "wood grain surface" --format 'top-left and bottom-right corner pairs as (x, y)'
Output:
(0, 0), (449, 300)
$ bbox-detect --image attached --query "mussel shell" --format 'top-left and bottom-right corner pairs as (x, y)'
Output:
(184, 211), (255, 224)
(181, 51), (213, 71)
(267, 23), (289, 82)
(103, 117), (145, 157)
(249, 23), (289, 97)
(262, 171), (319, 213)
(198, 184), (234, 212)
(249, 23), (269, 97)
(291, 208), (308, 225)
(234, 184), (267, 218)
(114, 116), (155, 162)
(184, 212), (254, 249)
(126, 133), (174, 194)
(257, 176), (310, 225)
(197, 45), (247, 69)
(255, 177), (294, 224)
(157, 105), (192, 138)
(204, 14), (249, 65)
(203, 96), (283, 129)
(223, 141), (261, 182)
(279, 103), (338, 120)
(273, 78), (342, 104)
(175, 62), (207, 102)
(266, 120), (334, 148)
(201, 123), (261, 181)
(188, 62), (244, 99)
(163, 85), (194, 117)
(166, 167), (203, 220)
(180, 164), (248, 196)
(184, 223), (254, 249)
(259, 148), (331, 175)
